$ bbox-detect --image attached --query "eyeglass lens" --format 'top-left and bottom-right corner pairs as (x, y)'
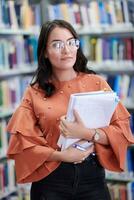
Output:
(51, 39), (80, 51)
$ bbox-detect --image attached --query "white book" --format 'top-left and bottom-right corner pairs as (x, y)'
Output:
(0, 1), (4, 28)
(8, 160), (16, 189)
(120, 75), (130, 101)
(58, 90), (119, 150)
(47, 5), (57, 20)
(79, 4), (90, 27)
(121, 0), (130, 24)
(8, 1), (19, 28)
(109, 0), (117, 25)
(88, 2), (100, 26)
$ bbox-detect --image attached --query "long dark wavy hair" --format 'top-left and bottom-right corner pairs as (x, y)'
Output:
(31, 19), (95, 97)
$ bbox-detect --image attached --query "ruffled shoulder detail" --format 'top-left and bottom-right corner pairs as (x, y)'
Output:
(6, 86), (58, 183)
(6, 85), (48, 155)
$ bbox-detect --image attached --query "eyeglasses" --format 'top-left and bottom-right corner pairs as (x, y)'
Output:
(48, 38), (80, 52)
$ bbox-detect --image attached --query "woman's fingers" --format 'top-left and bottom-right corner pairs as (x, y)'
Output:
(59, 123), (67, 132)
(60, 115), (66, 122)
(59, 124), (69, 137)
(60, 118), (68, 128)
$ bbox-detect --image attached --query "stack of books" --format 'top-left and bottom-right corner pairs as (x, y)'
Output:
(58, 90), (119, 150)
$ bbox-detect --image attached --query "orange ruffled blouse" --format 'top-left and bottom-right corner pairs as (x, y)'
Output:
(7, 73), (134, 183)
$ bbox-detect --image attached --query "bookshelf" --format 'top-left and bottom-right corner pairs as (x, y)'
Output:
(0, 0), (134, 199)
(40, 0), (134, 199)
(0, 0), (40, 199)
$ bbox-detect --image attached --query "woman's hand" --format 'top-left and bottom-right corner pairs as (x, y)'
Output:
(48, 140), (94, 163)
(60, 142), (94, 163)
(59, 110), (89, 140)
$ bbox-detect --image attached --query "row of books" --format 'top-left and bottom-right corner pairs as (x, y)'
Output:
(103, 75), (134, 102)
(0, 0), (41, 29)
(47, 0), (134, 28)
(107, 182), (134, 200)
(0, 36), (38, 70)
(0, 160), (16, 196)
(0, 76), (32, 111)
(80, 36), (134, 62)
(1, 35), (133, 71)
(0, 75), (134, 113)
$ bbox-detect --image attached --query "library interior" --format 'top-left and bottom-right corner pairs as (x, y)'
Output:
(0, 0), (134, 199)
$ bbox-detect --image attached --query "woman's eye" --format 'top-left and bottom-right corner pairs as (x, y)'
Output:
(52, 43), (60, 49)
(71, 40), (77, 46)
(69, 41), (75, 46)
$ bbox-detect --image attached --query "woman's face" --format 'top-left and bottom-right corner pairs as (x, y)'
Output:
(45, 27), (79, 73)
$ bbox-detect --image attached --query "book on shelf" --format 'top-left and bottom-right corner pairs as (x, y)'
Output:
(58, 90), (119, 150)
(124, 38), (133, 60)
(98, 1), (109, 25)
(114, 1), (124, 24)
(127, 182), (134, 200)
(127, 0), (134, 26)
(79, 36), (90, 58)
(121, 0), (129, 24)
(8, 1), (19, 29)
(0, 120), (8, 158)
(60, 3), (71, 23)
(87, 1), (100, 26)
(79, 4), (89, 27)
(96, 38), (103, 62)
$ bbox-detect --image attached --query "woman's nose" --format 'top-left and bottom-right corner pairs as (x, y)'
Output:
(61, 44), (70, 53)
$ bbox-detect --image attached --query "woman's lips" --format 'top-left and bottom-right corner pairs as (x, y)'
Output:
(61, 57), (73, 60)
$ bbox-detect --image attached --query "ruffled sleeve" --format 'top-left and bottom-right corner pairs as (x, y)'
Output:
(95, 76), (134, 172)
(6, 86), (60, 183)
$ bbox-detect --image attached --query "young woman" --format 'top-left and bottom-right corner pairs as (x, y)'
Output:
(7, 19), (134, 200)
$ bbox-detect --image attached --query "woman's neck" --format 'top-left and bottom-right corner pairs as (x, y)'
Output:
(52, 69), (77, 82)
